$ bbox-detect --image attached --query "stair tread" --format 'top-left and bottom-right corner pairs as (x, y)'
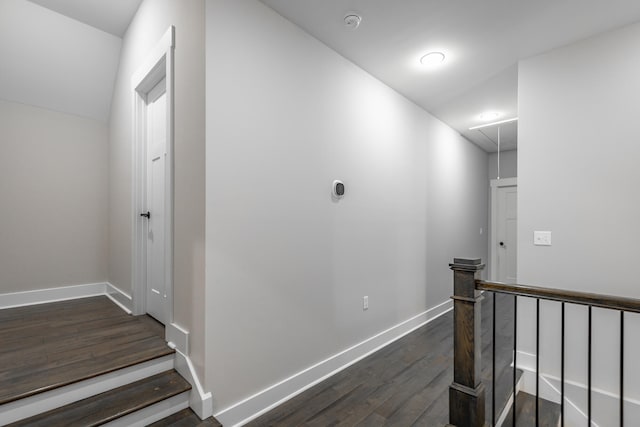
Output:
(8, 370), (191, 427)
(502, 390), (561, 427)
(0, 336), (174, 404)
(149, 408), (223, 427)
(0, 296), (171, 406)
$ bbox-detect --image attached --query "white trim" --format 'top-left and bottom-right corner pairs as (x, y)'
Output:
(131, 26), (175, 323)
(0, 282), (106, 310)
(214, 299), (453, 427)
(106, 282), (133, 314)
(490, 177), (517, 281)
(131, 28), (175, 90)
(0, 355), (174, 425)
(163, 323), (204, 417)
(515, 349), (537, 374)
(0, 283), (138, 315)
(166, 322), (190, 355)
(174, 349), (214, 419)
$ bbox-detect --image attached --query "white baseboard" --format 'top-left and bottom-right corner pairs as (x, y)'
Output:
(106, 283), (133, 314)
(0, 282), (136, 315)
(163, 322), (210, 417)
(0, 282), (107, 310)
(167, 322), (190, 355)
(174, 349), (213, 419)
(214, 299), (453, 427)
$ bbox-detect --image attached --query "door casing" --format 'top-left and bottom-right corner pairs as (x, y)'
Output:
(131, 26), (175, 326)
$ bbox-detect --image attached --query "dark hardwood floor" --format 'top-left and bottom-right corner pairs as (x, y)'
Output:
(248, 293), (516, 426)
(0, 294), (517, 426)
(0, 296), (173, 405)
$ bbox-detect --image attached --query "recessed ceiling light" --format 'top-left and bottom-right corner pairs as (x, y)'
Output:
(479, 111), (501, 121)
(419, 52), (445, 68)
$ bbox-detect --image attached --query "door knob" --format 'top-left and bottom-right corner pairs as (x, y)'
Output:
(140, 211), (151, 219)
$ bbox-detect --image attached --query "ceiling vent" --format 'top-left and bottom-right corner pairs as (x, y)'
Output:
(344, 14), (362, 30)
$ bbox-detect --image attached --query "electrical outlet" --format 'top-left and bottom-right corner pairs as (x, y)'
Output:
(363, 296), (369, 310)
(534, 231), (552, 246)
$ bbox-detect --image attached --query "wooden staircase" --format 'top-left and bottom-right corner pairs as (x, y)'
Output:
(8, 371), (190, 426)
(0, 296), (220, 426)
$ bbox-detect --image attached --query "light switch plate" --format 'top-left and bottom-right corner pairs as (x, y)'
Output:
(534, 231), (552, 246)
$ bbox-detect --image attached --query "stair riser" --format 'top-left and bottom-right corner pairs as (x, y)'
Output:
(103, 391), (190, 427)
(0, 355), (174, 425)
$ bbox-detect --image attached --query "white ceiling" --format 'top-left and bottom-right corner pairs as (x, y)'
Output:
(260, 0), (640, 152)
(436, 64), (518, 152)
(27, 0), (142, 37)
(0, 0), (123, 122)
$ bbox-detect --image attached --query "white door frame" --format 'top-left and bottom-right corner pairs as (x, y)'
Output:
(490, 177), (517, 281)
(131, 26), (175, 322)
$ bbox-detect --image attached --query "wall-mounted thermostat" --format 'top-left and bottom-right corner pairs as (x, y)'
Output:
(333, 180), (345, 198)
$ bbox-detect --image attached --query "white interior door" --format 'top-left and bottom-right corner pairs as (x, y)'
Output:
(145, 77), (168, 324)
(496, 184), (517, 283)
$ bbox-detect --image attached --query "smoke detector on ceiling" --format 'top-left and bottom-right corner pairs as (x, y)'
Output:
(344, 13), (362, 30)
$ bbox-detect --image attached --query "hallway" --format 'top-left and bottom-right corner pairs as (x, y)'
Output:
(249, 294), (515, 426)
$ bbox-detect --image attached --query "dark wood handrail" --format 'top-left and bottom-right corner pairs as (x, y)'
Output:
(476, 280), (640, 313)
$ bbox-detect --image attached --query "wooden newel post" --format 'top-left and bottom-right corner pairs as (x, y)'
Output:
(448, 258), (486, 427)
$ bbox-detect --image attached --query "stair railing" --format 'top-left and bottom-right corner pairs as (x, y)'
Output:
(448, 257), (640, 427)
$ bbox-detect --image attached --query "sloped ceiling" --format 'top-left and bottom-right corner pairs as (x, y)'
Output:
(435, 65), (518, 153)
(0, 0), (126, 122)
(27, 0), (143, 38)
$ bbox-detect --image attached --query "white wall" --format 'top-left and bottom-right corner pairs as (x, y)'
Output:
(0, 0), (121, 122)
(108, 0), (206, 377)
(518, 21), (640, 424)
(518, 21), (640, 295)
(488, 149), (517, 180)
(206, 0), (488, 420)
(0, 99), (108, 293)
